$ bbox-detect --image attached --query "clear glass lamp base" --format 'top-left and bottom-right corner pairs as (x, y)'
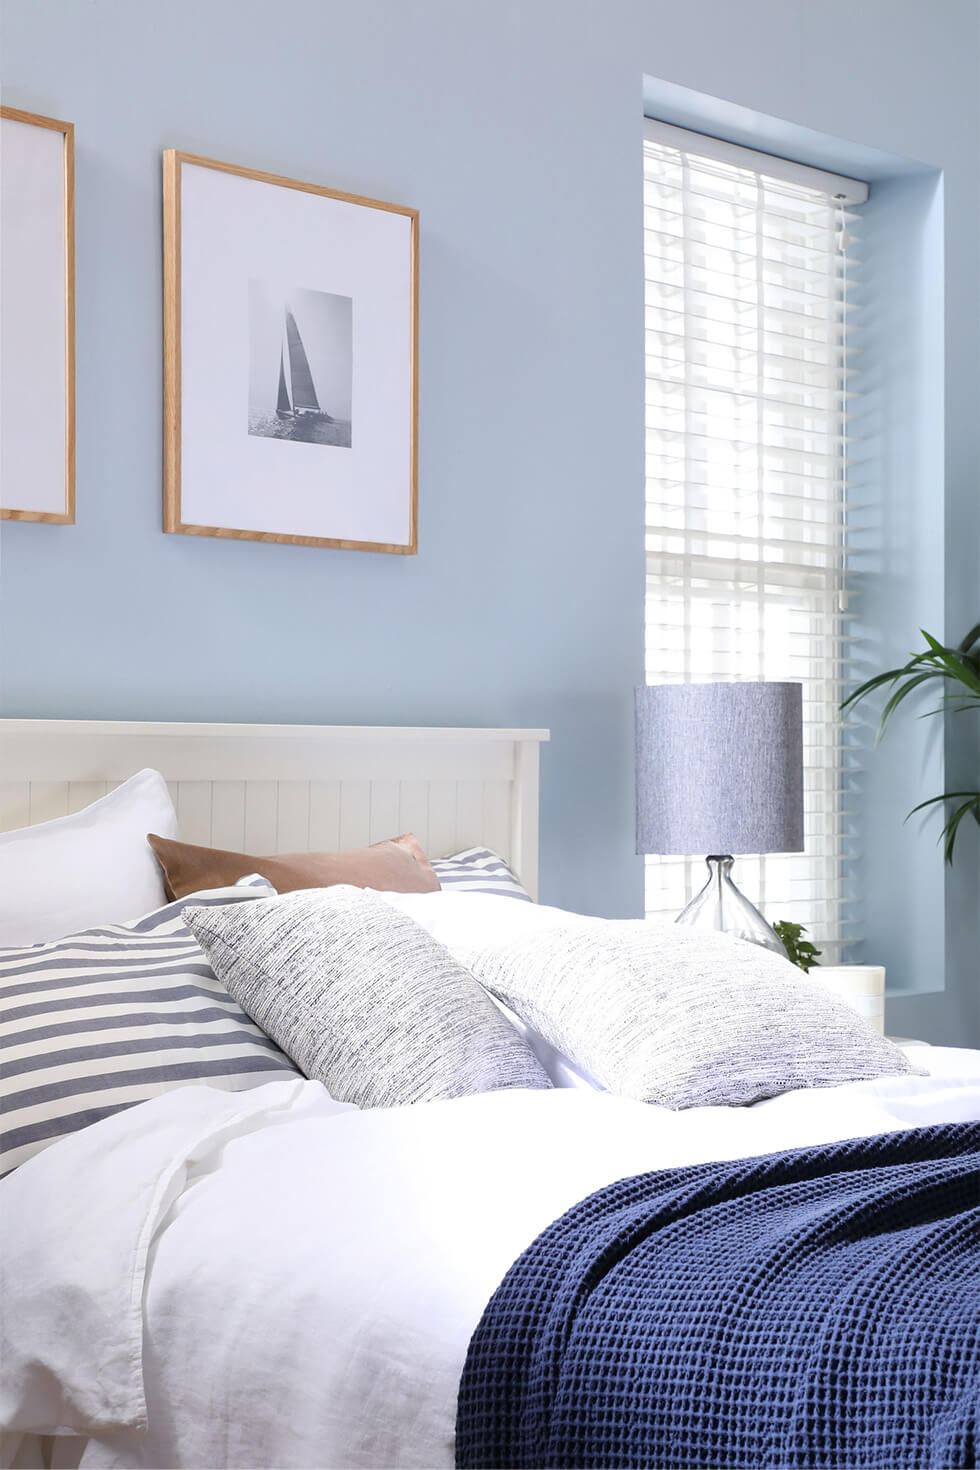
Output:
(675, 855), (788, 958)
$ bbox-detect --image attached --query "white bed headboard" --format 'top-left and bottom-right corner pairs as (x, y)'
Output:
(0, 720), (550, 899)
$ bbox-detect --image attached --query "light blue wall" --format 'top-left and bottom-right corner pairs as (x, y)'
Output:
(1, 0), (977, 1040)
(845, 172), (948, 1003)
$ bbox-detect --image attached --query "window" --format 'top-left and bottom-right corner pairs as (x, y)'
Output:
(642, 121), (868, 961)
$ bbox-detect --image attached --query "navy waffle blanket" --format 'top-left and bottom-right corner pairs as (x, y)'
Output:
(456, 1123), (980, 1469)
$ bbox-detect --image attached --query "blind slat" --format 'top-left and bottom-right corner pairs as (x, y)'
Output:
(646, 279), (861, 320)
(642, 171), (865, 227)
(643, 200), (864, 247)
(644, 231), (861, 283)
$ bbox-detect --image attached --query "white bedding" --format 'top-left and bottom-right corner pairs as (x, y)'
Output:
(3, 1044), (980, 1470)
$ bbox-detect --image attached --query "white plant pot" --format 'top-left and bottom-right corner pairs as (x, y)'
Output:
(810, 965), (886, 1034)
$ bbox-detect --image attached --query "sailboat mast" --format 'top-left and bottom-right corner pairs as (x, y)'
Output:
(275, 339), (291, 418)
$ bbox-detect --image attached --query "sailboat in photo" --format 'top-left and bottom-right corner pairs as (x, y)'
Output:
(275, 309), (335, 422)
(248, 282), (352, 449)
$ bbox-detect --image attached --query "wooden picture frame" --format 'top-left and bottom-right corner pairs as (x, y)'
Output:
(162, 151), (418, 553)
(0, 107), (75, 523)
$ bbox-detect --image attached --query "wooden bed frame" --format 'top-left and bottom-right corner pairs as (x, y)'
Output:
(0, 719), (550, 899)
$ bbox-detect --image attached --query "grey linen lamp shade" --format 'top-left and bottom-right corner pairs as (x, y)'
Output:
(635, 682), (804, 856)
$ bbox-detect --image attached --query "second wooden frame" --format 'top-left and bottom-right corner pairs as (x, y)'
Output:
(163, 150), (418, 553)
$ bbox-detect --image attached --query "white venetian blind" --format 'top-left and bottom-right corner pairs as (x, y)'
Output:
(642, 121), (868, 961)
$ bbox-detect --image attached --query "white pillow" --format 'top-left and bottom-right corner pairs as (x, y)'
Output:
(377, 889), (582, 951)
(0, 769), (178, 946)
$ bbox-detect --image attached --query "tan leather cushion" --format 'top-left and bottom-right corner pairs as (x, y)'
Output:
(147, 831), (439, 902)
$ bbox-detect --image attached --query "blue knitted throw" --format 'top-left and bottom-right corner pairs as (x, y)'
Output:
(456, 1124), (980, 1469)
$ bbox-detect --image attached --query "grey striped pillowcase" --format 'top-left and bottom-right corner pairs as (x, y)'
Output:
(430, 848), (531, 901)
(0, 880), (298, 1177)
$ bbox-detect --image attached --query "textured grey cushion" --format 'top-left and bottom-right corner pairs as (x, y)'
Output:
(184, 885), (551, 1108)
(460, 922), (914, 1108)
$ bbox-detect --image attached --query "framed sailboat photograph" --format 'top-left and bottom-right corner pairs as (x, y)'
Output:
(0, 106), (75, 523)
(163, 151), (417, 552)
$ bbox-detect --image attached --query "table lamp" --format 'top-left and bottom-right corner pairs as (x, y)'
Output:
(635, 682), (804, 955)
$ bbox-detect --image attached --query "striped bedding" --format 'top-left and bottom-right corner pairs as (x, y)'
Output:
(0, 880), (298, 1176)
(430, 848), (531, 901)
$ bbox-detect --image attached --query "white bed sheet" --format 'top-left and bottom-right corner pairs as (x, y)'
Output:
(2, 1044), (979, 1470)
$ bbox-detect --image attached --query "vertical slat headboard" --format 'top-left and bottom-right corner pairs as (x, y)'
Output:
(0, 720), (550, 898)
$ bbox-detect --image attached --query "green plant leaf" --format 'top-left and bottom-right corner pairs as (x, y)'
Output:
(918, 631), (980, 694)
(904, 791), (980, 863)
(957, 622), (980, 655)
(773, 919), (822, 973)
(905, 790), (980, 818)
(940, 797), (980, 864)
(843, 625), (980, 722)
(876, 671), (941, 740)
(919, 702), (971, 719)
(842, 623), (979, 867)
(840, 672), (900, 711)
(919, 695), (980, 718)
(842, 649), (962, 713)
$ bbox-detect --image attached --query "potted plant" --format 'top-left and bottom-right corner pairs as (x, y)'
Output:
(773, 921), (821, 974)
(775, 920), (885, 1031)
(842, 623), (980, 863)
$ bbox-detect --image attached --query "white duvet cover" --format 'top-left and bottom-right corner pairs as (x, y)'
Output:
(3, 1044), (980, 1470)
